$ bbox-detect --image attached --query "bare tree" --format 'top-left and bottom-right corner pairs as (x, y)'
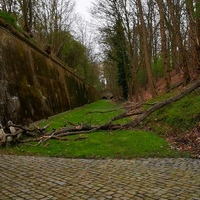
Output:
(137, 0), (157, 97)
(166, 0), (190, 84)
(74, 17), (101, 84)
(195, 0), (200, 76)
(17, 0), (33, 32)
(36, 0), (76, 52)
(0, 0), (17, 13)
(156, 0), (171, 89)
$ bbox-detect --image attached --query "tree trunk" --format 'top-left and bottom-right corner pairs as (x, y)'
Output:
(167, 0), (190, 84)
(195, 0), (200, 77)
(137, 0), (157, 97)
(124, 80), (200, 128)
(156, 0), (171, 90)
(28, 0), (32, 32)
(122, 1), (144, 102)
(22, 0), (29, 32)
(131, 64), (144, 102)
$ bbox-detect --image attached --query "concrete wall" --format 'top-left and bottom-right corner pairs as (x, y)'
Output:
(0, 20), (100, 124)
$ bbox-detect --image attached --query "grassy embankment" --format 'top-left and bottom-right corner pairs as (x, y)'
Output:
(145, 89), (200, 136)
(1, 87), (199, 158)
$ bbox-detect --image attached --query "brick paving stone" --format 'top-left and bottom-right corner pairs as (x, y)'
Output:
(0, 155), (200, 199)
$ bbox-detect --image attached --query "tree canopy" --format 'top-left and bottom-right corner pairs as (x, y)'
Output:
(0, 0), (101, 88)
(1, 0), (200, 100)
(91, 0), (200, 100)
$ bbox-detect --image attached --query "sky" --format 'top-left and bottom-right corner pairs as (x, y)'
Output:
(74, 0), (101, 58)
(75, 0), (94, 21)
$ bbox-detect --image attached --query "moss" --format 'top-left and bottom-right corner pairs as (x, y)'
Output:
(0, 12), (17, 29)
(49, 66), (59, 80)
(34, 56), (50, 77)
(65, 75), (88, 108)
(0, 26), (100, 124)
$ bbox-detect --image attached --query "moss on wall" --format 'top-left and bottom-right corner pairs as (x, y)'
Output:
(0, 25), (100, 124)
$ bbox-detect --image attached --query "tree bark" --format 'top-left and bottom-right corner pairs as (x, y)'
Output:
(167, 0), (190, 84)
(156, 0), (171, 90)
(195, 0), (200, 77)
(137, 0), (157, 97)
(122, 0), (144, 102)
(124, 80), (200, 128)
(1, 80), (199, 147)
(186, 0), (198, 75)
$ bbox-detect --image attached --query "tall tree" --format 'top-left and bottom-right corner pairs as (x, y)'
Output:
(36, 0), (76, 52)
(195, 0), (200, 76)
(106, 17), (129, 99)
(185, 0), (198, 75)
(120, 0), (144, 101)
(75, 17), (101, 86)
(156, 0), (171, 89)
(166, 0), (190, 84)
(0, 0), (17, 13)
(18, 0), (33, 32)
(137, 0), (157, 97)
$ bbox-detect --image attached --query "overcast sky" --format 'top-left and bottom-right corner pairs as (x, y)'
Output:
(75, 0), (94, 21)
(73, 0), (100, 57)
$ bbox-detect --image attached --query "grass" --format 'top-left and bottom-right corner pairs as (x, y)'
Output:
(0, 12), (18, 29)
(0, 11), (23, 33)
(0, 11), (16, 25)
(145, 89), (200, 136)
(3, 130), (182, 158)
(0, 100), (189, 158)
(39, 100), (131, 129)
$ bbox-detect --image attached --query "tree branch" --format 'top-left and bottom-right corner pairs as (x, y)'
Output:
(123, 80), (200, 128)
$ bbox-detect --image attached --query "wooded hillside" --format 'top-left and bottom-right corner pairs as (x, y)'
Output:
(92, 0), (200, 100)
(0, 0), (199, 101)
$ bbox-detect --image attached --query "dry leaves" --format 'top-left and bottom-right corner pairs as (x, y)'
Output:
(168, 122), (200, 158)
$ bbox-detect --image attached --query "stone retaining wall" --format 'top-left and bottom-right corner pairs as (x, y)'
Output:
(0, 19), (100, 124)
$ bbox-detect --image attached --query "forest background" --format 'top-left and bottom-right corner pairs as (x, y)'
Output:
(0, 0), (200, 101)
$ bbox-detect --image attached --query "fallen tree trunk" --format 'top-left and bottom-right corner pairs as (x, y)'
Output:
(122, 80), (200, 128)
(92, 80), (200, 130)
(1, 81), (199, 146)
(61, 80), (199, 132)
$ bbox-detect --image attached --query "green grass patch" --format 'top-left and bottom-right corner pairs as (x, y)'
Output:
(0, 11), (23, 32)
(0, 100), (188, 158)
(39, 100), (130, 130)
(3, 130), (184, 158)
(145, 90), (200, 135)
(0, 11), (16, 25)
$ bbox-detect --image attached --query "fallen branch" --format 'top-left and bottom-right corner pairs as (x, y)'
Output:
(0, 122), (50, 146)
(44, 124), (95, 136)
(21, 131), (56, 146)
(124, 80), (200, 128)
(86, 103), (143, 115)
(22, 134), (88, 145)
(93, 80), (200, 130)
(1, 81), (199, 147)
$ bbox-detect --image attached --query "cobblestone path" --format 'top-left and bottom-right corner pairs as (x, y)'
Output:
(0, 155), (199, 200)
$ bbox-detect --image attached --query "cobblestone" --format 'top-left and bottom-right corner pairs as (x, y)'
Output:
(0, 155), (199, 199)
